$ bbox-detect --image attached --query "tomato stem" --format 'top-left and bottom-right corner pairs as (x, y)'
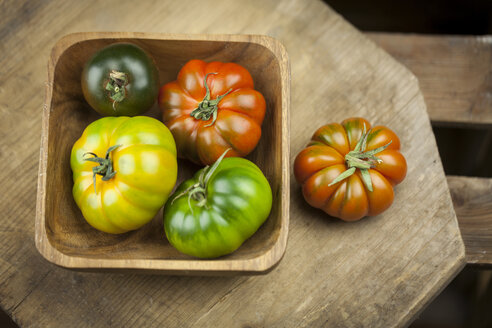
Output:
(105, 70), (129, 110)
(190, 73), (232, 127)
(328, 125), (391, 192)
(171, 149), (231, 209)
(83, 144), (121, 194)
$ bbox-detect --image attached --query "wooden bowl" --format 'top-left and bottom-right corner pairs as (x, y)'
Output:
(35, 32), (290, 275)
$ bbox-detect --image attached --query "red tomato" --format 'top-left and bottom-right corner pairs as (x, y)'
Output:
(294, 117), (407, 221)
(158, 60), (266, 165)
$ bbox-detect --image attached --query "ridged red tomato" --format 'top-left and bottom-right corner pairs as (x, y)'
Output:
(294, 117), (407, 221)
(158, 59), (266, 165)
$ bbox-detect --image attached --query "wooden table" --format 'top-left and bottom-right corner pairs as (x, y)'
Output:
(0, 0), (478, 327)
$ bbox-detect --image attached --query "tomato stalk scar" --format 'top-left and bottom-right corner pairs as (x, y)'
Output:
(105, 70), (129, 110)
(83, 144), (121, 194)
(171, 149), (231, 211)
(328, 125), (391, 192)
(190, 72), (232, 127)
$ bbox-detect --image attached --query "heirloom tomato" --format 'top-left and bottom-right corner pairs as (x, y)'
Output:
(82, 43), (159, 116)
(71, 116), (177, 233)
(163, 151), (272, 258)
(294, 117), (407, 221)
(158, 59), (266, 165)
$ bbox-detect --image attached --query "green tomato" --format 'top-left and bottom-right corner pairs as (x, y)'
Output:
(164, 152), (272, 258)
(81, 43), (159, 116)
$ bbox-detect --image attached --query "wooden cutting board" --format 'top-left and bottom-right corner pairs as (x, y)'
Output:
(0, 0), (464, 327)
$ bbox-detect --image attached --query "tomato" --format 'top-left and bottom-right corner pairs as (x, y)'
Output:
(158, 59), (266, 165)
(71, 116), (177, 233)
(82, 43), (159, 116)
(294, 117), (407, 221)
(163, 151), (272, 258)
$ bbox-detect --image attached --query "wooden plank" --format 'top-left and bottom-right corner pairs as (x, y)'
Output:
(0, 1), (464, 327)
(368, 33), (492, 127)
(447, 176), (492, 266)
(367, 32), (492, 266)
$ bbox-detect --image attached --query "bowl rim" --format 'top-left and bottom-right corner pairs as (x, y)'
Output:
(34, 32), (290, 275)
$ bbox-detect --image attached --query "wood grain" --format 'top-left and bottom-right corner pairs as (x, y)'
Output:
(447, 176), (492, 266)
(1, 0), (464, 327)
(368, 33), (492, 127)
(368, 32), (492, 267)
(35, 33), (290, 275)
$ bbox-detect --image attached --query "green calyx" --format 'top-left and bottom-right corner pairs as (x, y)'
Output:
(190, 73), (232, 127)
(84, 144), (121, 194)
(105, 70), (129, 110)
(328, 126), (391, 192)
(171, 149), (231, 210)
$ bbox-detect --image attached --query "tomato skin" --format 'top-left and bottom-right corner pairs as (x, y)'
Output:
(158, 59), (266, 165)
(163, 157), (272, 258)
(294, 117), (407, 221)
(82, 43), (159, 116)
(71, 116), (177, 233)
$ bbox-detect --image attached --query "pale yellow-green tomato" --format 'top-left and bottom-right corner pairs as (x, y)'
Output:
(71, 116), (177, 233)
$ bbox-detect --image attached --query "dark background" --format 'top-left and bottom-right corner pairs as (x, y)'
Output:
(328, 0), (492, 35)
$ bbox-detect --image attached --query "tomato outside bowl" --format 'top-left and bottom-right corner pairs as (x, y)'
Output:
(35, 32), (290, 276)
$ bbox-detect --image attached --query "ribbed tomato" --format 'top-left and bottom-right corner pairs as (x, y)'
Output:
(158, 59), (266, 165)
(70, 116), (177, 233)
(294, 117), (407, 221)
(163, 151), (272, 258)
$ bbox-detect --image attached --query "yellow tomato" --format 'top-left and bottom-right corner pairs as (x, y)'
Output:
(71, 116), (177, 233)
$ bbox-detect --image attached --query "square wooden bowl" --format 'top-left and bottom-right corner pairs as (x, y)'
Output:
(35, 32), (290, 275)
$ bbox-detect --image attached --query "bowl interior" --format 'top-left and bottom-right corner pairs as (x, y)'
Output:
(45, 37), (284, 262)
